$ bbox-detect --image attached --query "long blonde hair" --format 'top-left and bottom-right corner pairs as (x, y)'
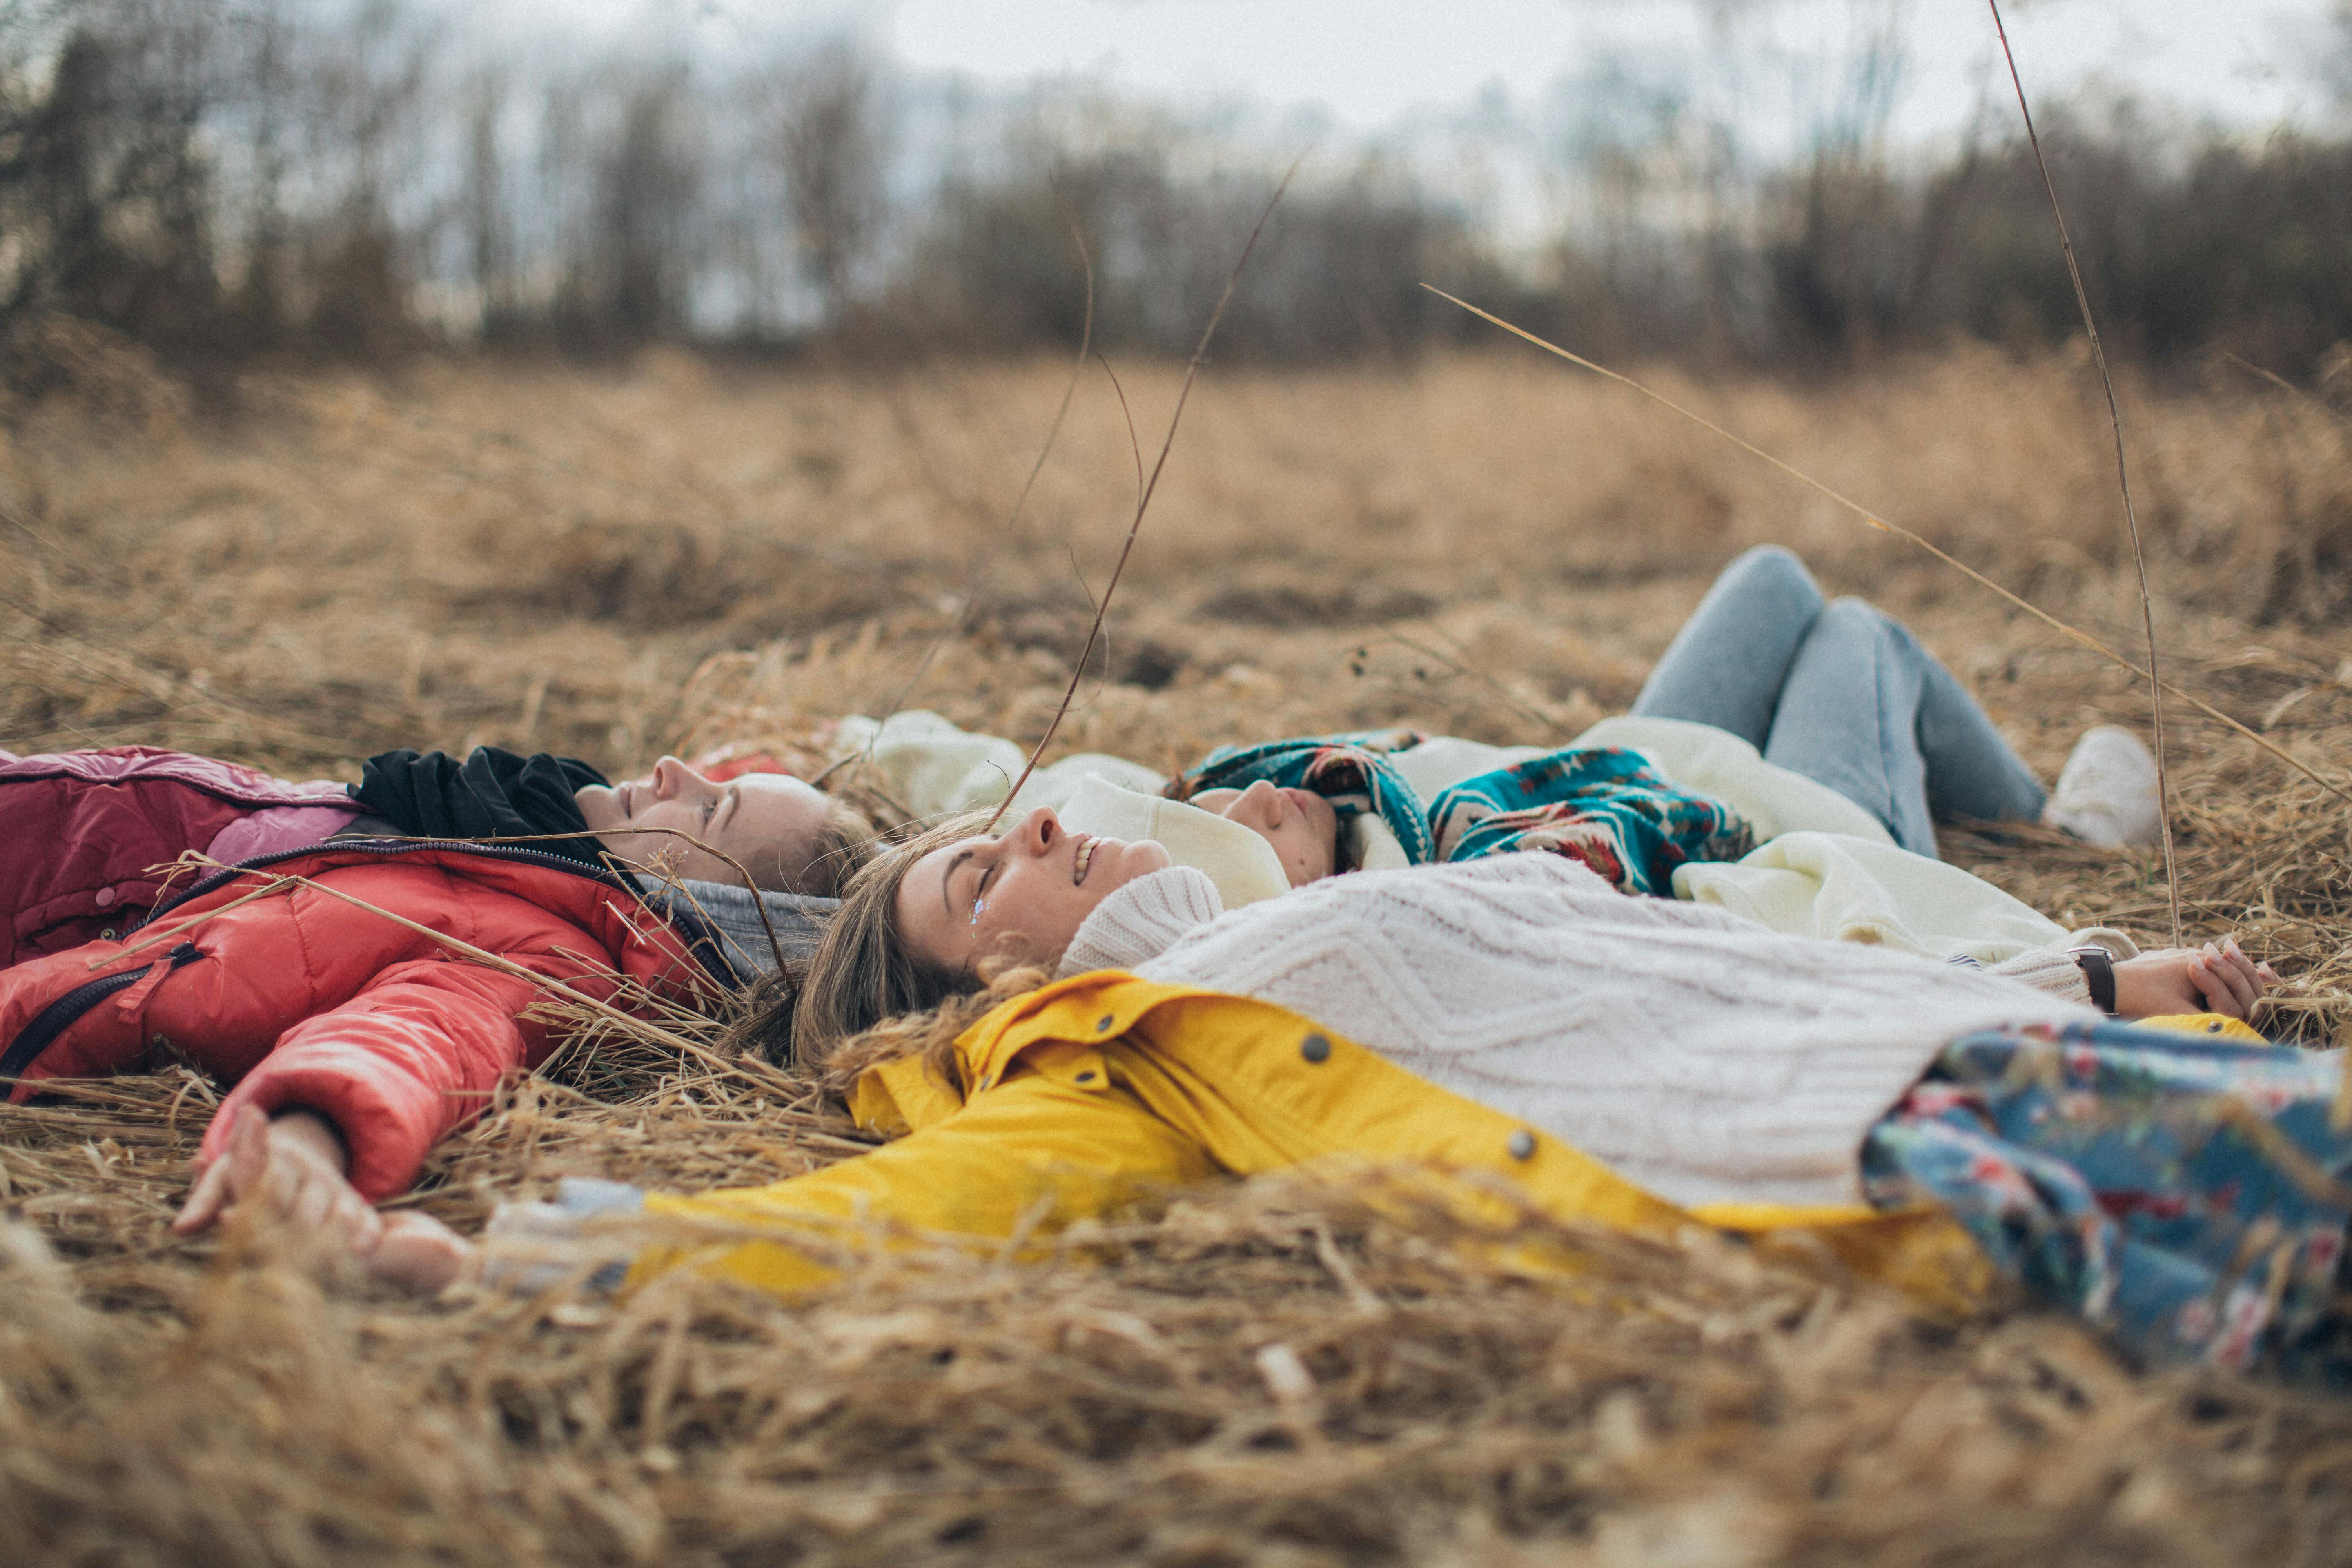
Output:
(730, 813), (996, 1073)
(804, 963), (1049, 1101)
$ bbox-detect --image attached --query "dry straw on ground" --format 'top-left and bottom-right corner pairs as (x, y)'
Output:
(3, 331), (2351, 1564)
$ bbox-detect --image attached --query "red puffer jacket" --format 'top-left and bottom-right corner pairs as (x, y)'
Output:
(0, 747), (359, 968)
(0, 843), (731, 1200)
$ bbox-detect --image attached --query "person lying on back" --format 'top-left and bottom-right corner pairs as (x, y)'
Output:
(0, 742), (872, 966)
(376, 822), (2311, 1382)
(1158, 546), (2163, 900)
(0, 742), (874, 1287)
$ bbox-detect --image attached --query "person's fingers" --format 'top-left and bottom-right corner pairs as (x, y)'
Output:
(182, 1108), (294, 1236)
(2189, 947), (2250, 1019)
(172, 1159), (234, 1235)
(2208, 942), (2254, 1011)
(2224, 953), (2263, 1008)
(2209, 943), (2261, 1013)
(225, 1103), (271, 1200)
(2186, 948), (2227, 1015)
(368, 1212), (474, 1295)
(338, 1192), (385, 1256)
(2220, 942), (2276, 1029)
(287, 1166), (336, 1232)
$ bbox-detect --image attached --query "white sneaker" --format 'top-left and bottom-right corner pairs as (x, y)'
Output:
(2042, 726), (2162, 847)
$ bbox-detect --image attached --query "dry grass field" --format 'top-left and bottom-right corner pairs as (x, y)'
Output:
(4, 325), (2352, 1565)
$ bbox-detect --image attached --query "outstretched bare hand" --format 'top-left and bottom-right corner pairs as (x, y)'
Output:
(173, 1105), (473, 1294)
(365, 1211), (475, 1295)
(2112, 938), (2278, 1023)
(172, 1105), (383, 1254)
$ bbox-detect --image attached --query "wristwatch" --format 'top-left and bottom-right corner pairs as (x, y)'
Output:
(2069, 947), (2118, 1014)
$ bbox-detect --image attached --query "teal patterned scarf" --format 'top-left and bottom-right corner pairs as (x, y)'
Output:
(1176, 729), (1753, 896)
(1176, 728), (1436, 863)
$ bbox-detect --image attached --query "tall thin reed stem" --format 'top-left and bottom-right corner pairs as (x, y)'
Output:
(1987, 0), (2180, 946)
(865, 206), (1100, 741)
(987, 158), (1304, 829)
(2222, 350), (2352, 428)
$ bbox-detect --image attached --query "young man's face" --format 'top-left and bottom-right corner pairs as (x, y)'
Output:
(573, 757), (828, 888)
(1186, 780), (1339, 886)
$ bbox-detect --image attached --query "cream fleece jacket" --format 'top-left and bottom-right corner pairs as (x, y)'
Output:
(1059, 857), (2099, 1210)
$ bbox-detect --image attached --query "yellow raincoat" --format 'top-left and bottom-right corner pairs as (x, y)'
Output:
(639, 973), (2248, 1312)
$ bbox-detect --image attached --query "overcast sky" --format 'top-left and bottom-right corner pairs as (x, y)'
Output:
(463, 0), (2348, 262)
(873, 0), (2343, 143)
(483, 0), (2350, 153)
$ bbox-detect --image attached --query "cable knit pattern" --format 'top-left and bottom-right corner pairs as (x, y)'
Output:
(1072, 854), (2096, 1209)
(1984, 945), (2093, 1006)
(1058, 867), (1226, 978)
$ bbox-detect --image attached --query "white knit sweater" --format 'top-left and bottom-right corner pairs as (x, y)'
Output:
(1058, 856), (2100, 1210)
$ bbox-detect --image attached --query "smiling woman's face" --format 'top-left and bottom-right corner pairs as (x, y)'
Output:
(895, 806), (1172, 976)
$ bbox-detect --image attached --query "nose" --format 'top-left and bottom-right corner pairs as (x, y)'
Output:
(1238, 780), (1283, 820)
(1010, 806), (1060, 857)
(654, 756), (717, 793)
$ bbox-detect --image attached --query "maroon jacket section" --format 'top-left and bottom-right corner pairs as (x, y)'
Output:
(0, 747), (356, 967)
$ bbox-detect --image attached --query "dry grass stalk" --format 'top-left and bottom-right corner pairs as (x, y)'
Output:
(1987, 0), (2182, 944)
(988, 157), (1303, 828)
(850, 210), (1100, 768)
(1384, 619), (1577, 744)
(71, 853), (764, 1093)
(89, 874), (298, 969)
(13, 1068), (2352, 1566)
(2223, 350), (2352, 429)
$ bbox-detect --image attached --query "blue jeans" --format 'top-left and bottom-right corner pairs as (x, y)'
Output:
(1629, 546), (2047, 858)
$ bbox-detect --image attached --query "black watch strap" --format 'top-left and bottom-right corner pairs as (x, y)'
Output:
(2071, 947), (2117, 1014)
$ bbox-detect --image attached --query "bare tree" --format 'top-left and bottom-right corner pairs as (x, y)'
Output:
(1764, 0), (1918, 363)
(0, 0), (85, 327)
(296, 0), (434, 356)
(768, 37), (884, 326)
(3, 0), (233, 352)
(594, 67), (700, 341)
(458, 66), (512, 336)
(228, 0), (294, 348)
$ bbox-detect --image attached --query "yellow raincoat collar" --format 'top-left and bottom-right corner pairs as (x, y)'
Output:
(849, 973), (1204, 1138)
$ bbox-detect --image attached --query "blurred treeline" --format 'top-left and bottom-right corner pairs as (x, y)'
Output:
(4, 0), (2351, 377)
